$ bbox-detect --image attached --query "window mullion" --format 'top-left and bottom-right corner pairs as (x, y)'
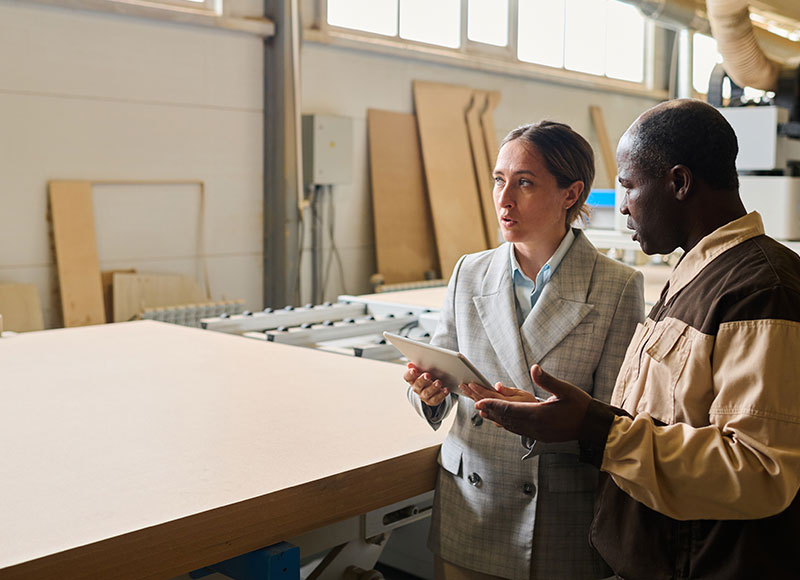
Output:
(460, 0), (468, 53)
(603, 0), (609, 78)
(317, 0), (328, 33)
(396, 0), (402, 39)
(507, 0), (519, 62)
(562, 0), (568, 69)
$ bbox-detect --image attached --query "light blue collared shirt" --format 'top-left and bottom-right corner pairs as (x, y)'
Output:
(510, 229), (575, 324)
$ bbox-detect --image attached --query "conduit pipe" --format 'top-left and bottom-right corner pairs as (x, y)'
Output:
(634, 0), (710, 33)
(706, 0), (782, 91)
(622, 0), (800, 89)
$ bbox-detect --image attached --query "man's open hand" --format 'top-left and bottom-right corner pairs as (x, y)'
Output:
(458, 381), (539, 403)
(474, 364), (592, 442)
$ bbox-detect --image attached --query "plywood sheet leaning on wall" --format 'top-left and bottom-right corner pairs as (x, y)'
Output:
(49, 181), (106, 327)
(367, 109), (439, 285)
(0, 283), (44, 332)
(413, 80), (489, 278)
(465, 91), (499, 248)
(589, 105), (617, 188)
(112, 272), (207, 322)
(481, 91), (501, 166)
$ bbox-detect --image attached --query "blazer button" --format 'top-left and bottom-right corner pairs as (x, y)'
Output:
(467, 473), (482, 487)
(471, 413), (483, 427)
(523, 483), (535, 495)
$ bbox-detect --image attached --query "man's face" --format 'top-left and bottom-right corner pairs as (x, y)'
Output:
(616, 132), (682, 256)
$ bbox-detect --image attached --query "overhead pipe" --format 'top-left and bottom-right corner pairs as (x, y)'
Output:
(706, 0), (782, 91)
(621, 0), (799, 90)
(633, 0), (710, 33)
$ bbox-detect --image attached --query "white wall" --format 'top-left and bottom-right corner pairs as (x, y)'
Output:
(0, 0), (264, 328)
(299, 40), (661, 303)
(0, 0), (664, 327)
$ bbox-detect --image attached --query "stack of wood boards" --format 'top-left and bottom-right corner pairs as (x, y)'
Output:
(367, 109), (439, 286)
(368, 82), (501, 284)
(49, 180), (216, 327)
(112, 272), (207, 323)
(0, 283), (44, 332)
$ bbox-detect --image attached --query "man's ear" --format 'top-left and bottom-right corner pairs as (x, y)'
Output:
(670, 165), (692, 201)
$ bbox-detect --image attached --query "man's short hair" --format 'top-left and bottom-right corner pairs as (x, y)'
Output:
(628, 100), (739, 191)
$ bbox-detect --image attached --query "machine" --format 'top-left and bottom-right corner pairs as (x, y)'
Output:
(709, 63), (800, 240)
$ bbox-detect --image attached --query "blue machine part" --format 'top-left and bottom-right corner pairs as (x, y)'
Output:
(586, 189), (615, 208)
(190, 541), (300, 580)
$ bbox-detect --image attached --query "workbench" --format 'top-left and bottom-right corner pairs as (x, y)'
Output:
(0, 321), (448, 579)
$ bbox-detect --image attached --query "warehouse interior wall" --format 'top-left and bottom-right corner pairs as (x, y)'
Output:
(0, 0), (664, 326)
(297, 39), (662, 303)
(0, 0), (264, 328)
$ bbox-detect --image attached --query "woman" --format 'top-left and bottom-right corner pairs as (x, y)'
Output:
(404, 121), (644, 580)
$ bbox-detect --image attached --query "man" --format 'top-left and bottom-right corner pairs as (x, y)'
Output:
(464, 99), (800, 579)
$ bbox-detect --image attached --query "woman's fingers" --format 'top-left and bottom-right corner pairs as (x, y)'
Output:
(420, 380), (448, 405)
(403, 362), (424, 384)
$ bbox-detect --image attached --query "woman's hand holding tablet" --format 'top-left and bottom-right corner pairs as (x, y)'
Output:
(385, 332), (493, 392)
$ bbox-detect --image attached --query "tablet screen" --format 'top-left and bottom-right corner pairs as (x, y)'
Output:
(383, 332), (492, 390)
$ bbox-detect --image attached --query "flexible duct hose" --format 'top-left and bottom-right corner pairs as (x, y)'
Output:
(706, 0), (782, 91)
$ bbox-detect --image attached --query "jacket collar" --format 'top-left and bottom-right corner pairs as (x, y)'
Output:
(473, 229), (597, 391)
(666, 212), (764, 303)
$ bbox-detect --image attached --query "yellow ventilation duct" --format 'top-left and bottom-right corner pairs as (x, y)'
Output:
(706, 0), (782, 90)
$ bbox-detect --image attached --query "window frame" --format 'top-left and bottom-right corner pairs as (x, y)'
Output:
(464, 0), (517, 60)
(311, 0), (663, 98)
(108, 0), (221, 15)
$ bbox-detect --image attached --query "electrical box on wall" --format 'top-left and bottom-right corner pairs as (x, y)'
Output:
(302, 114), (353, 186)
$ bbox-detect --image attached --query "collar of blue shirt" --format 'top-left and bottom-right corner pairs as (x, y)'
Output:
(510, 229), (576, 321)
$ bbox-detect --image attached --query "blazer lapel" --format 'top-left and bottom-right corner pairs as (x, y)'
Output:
(472, 245), (533, 391)
(520, 230), (596, 368)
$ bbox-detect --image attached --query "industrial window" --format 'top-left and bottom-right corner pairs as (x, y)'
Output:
(401, 0), (461, 48)
(692, 33), (722, 95)
(326, 0), (461, 47)
(326, 0), (397, 37)
(468, 0), (509, 47)
(325, 0), (648, 86)
(518, 0), (645, 82)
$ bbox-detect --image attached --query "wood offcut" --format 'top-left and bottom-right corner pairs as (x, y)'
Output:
(367, 109), (439, 284)
(413, 81), (489, 278)
(590, 105), (617, 188)
(0, 283), (44, 332)
(48, 180), (106, 327)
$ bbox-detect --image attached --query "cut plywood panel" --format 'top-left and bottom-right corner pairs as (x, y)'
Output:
(101, 269), (136, 324)
(481, 90), (501, 168)
(0, 321), (450, 578)
(0, 283), (44, 332)
(590, 105), (617, 188)
(465, 91), (498, 248)
(367, 109), (439, 285)
(49, 181), (106, 327)
(112, 272), (206, 322)
(413, 81), (488, 278)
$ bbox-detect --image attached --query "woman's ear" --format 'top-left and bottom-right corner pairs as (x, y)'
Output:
(564, 181), (584, 209)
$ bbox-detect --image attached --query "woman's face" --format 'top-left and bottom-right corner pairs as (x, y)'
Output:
(492, 139), (581, 246)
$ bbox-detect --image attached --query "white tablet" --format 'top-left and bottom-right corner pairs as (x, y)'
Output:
(383, 332), (492, 391)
